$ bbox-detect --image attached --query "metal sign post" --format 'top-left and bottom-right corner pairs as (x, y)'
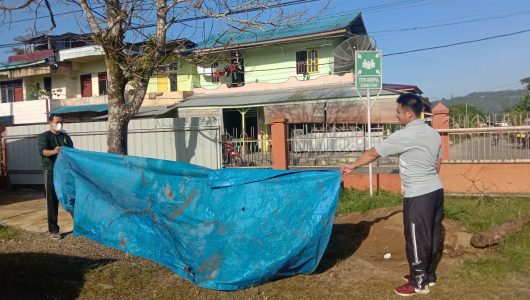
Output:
(354, 51), (382, 197)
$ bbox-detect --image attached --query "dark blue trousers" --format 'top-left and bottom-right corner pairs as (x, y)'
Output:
(403, 188), (444, 288)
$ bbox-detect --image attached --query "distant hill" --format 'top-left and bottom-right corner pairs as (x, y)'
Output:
(433, 89), (525, 114)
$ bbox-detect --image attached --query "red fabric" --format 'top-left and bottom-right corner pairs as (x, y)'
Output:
(228, 64), (236, 72)
(213, 71), (225, 78)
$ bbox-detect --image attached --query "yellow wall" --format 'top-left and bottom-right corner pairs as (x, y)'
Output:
(177, 59), (199, 92)
(146, 58), (199, 93)
(147, 74), (170, 93)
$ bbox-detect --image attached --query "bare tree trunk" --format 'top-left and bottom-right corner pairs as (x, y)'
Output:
(107, 104), (129, 154)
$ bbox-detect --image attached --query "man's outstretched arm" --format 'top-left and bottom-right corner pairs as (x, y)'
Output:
(340, 148), (380, 174)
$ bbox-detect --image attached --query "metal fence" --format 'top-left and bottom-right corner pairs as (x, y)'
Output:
(4, 117), (221, 185)
(443, 126), (530, 162)
(450, 112), (530, 129)
(287, 123), (399, 167)
(445, 112), (530, 162)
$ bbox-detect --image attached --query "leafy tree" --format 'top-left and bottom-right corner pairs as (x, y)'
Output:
(447, 103), (485, 127)
(510, 77), (530, 113)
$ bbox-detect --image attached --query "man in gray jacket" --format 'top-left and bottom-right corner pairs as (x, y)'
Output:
(341, 93), (443, 296)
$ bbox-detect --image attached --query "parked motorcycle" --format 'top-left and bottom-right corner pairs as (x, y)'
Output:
(222, 142), (243, 167)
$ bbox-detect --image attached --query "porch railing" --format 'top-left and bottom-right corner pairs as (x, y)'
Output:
(221, 136), (272, 168)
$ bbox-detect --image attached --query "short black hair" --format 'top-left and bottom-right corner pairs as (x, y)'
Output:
(396, 93), (424, 117)
(48, 114), (63, 122)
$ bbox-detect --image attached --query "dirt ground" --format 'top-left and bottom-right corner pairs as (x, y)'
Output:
(1, 202), (528, 299)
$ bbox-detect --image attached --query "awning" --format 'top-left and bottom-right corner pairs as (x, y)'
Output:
(177, 83), (399, 109)
(92, 105), (178, 119)
(0, 59), (47, 71)
(50, 104), (108, 114)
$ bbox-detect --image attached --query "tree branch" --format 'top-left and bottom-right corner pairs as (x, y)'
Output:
(78, 0), (102, 33)
(0, 0), (35, 10)
(43, 0), (56, 29)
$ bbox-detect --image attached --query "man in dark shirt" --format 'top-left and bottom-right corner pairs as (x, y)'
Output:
(37, 114), (73, 240)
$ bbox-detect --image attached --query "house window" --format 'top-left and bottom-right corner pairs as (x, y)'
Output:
(296, 49), (319, 74)
(0, 80), (23, 103)
(80, 74), (92, 97)
(307, 49), (319, 73)
(98, 72), (108, 95)
(169, 73), (178, 91)
(296, 51), (307, 74)
(43, 77), (52, 94)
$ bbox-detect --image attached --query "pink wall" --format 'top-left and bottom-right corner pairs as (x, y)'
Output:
(342, 163), (530, 195)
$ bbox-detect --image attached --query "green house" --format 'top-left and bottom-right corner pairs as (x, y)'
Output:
(176, 12), (411, 147)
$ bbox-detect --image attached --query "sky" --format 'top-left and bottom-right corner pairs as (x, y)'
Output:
(0, 0), (529, 100)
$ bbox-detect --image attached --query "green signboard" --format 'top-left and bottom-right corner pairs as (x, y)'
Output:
(355, 51), (382, 89)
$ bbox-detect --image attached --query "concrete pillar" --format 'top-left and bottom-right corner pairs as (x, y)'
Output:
(271, 114), (288, 170)
(432, 103), (450, 160)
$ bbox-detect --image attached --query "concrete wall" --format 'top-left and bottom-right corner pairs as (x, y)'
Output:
(177, 59), (199, 92)
(341, 163), (530, 195)
(0, 99), (48, 124)
(439, 163), (530, 195)
(45, 60), (109, 99)
(244, 39), (335, 84)
(197, 38), (338, 91)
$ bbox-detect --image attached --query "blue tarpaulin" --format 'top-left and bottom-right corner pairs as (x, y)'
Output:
(54, 147), (340, 290)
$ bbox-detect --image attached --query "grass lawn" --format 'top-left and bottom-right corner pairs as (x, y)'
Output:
(0, 224), (17, 240)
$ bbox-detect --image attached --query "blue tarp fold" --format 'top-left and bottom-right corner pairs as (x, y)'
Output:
(54, 147), (340, 290)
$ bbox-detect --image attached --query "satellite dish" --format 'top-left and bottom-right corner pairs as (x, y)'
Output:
(332, 35), (377, 75)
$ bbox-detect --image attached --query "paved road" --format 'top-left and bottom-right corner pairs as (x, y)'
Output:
(450, 135), (529, 161)
(0, 190), (72, 233)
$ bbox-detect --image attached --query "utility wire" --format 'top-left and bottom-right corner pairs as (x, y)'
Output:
(384, 28), (530, 56)
(0, 0), (316, 48)
(371, 8), (530, 34)
(0, 5), (104, 25)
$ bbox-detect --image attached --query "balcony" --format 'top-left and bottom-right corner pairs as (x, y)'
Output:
(58, 46), (105, 61)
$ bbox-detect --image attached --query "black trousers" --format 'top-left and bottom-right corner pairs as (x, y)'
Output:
(44, 170), (60, 233)
(403, 188), (444, 289)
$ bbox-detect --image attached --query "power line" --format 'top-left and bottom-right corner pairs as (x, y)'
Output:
(0, 0), (317, 28)
(0, 5), (104, 26)
(0, 0), (317, 48)
(371, 8), (530, 34)
(131, 0), (319, 30)
(384, 28), (530, 56)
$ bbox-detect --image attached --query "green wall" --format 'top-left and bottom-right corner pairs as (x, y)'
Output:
(196, 38), (340, 89)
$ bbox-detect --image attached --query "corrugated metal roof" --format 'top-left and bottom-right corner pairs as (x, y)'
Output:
(194, 12), (362, 49)
(177, 83), (398, 109)
(8, 49), (54, 63)
(0, 59), (47, 71)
